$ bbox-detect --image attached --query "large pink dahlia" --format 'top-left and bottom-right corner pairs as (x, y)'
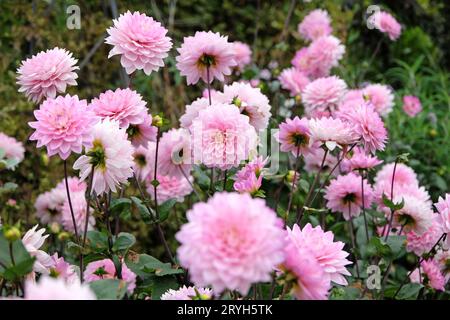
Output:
(276, 116), (313, 157)
(106, 11), (172, 75)
(176, 192), (285, 295)
(17, 47), (78, 103)
(303, 35), (345, 79)
(29, 94), (97, 160)
(302, 76), (347, 116)
(278, 67), (310, 97)
(298, 9), (332, 41)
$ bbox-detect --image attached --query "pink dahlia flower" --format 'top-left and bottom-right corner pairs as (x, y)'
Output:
(157, 128), (193, 179)
(410, 259), (445, 291)
(434, 250), (450, 280)
(147, 174), (193, 203)
(49, 253), (79, 284)
(374, 163), (419, 189)
(347, 147), (383, 171)
(25, 276), (96, 300)
(176, 192), (285, 295)
(35, 188), (66, 225)
(29, 94), (97, 160)
(62, 192), (96, 234)
(308, 117), (358, 151)
(434, 194), (450, 215)
(406, 215), (443, 256)
(90, 88), (147, 128)
(362, 84), (394, 116)
(276, 116), (313, 157)
(17, 47), (78, 103)
(303, 146), (338, 174)
(370, 11), (402, 41)
(337, 103), (388, 154)
(282, 238), (330, 300)
(84, 258), (136, 294)
(133, 145), (152, 181)
(390, 194), (434, 235)
(402, 95), (422, 118)
(232, 41), (252, 71)
(217, 82), (271, 131)
(0, 132), (25, 166)
(191, 104), (258, 170)
(298, 9), (332, 41)
(325, 172), (374, 220)
(73, 119), (134, 195)
(302, 76), (347, 116)
(106, 11), (172, 75)
(55, 176), (87, 194)
(161, 286), (213, 300)
(176, 31), (237, 85)
(287, 224), (351, 285)
(278, 67), (310, 97)
(22, 225), (54, 274)
(435, 194), (450, 233)
(180, 97), (212, 129)
(127, 113), (157, 148)
(233, 156), (267, 194)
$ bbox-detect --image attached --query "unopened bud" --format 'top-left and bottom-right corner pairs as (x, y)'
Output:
(285, 170), (297, 183)
(152, 115), (163, 128)
(4, 227), (21, 242)
(58, 231), (70, 241)
(50, 222), (61, 234)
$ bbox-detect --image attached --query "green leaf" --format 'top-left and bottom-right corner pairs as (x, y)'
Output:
(89, 279), (128, 300)
(125, 253), (183, 279)
(366, 237), (392, 258)
(112, 232), (136, 253)
(110, 198), (132, 215)
(86, 231), (109, 253)
(382, 193), (405, 211)
(386, 235), (406, 258)
(151, 276), (179, 300)
(396, 283), (423, 300)
(131, 196), (154, 223)
(0, 231), (35, 280)
(158, 199), (177, 222)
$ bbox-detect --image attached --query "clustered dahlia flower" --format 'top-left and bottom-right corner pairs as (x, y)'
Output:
(147, 174), (193, 203)
(346, 147), (383, 171)
(402, 95), (422, 118)
(277, 116), (312, 157)
(0, 132), (25, 166)
(362, 84), (395, 116)
(84, 259), (137, 294)
(161, 286), (213, 300)
(233, 156), (267, 194)
(308, 117), (357, 151)
(127, 112), (157, 148)
(302, 76), (347, 116)
(232, 41), (252, 71)
(410, 259), (445, 291)
(180, 97), (213, 129)
(106, 11), (172, 75)
(370, 11), (402, 41)
(298, 9), (332, 41)
(176, 192), (285, 294)
(17, 47), (78, 103)
(25, 276), (96, 300)
(34, 188), (66, 225)
(406, 216), (443, 256)
(278, 67), (310, 97)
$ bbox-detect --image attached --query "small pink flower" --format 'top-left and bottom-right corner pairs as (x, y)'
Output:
(374, 163), (419, 190)
(233, 156), (267, 194)
(276, 117), (313, 157)
(29, 94), (97, 160)
(133, 145), (152, 181)
(232, 41), (252, 71)
(127, 113), (157, 148)
(84, 259), (137, 294)
(49, 253), (79, 284)
(17, 47), (78, 103)
(157, 128), (193, 179)
(346, 147), (383, 171)
(410, 259), (445, 291)
(298, 9), (332, 41)
(308, 117), (358, 151)
(370, 11), (402, 41)
(302, 76), (347, 116)
(106, 11), (172, 75)
(62, 192), (95, 234)
(363, 84), (394, 116)
(0, 132), (25, 166)
(147, 174), (193, 203)
(176, 31), (237, 85)
(161, 286), (213, 300)
(25, 276), (96, 300)
(176, 192), (286, 295)
(402, 95), (422, 118)
(35, 188), (65, 225)
(278, 67), (310, 97)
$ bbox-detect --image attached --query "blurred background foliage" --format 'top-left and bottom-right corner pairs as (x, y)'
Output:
(0, 0), (449, 255)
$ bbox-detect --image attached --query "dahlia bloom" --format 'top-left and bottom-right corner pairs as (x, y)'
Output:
(232, 41), (252, 71)
(337, 103), (388, 154)
(298, 9), (332, 41)
(217, 82), (271, 131)
(347, 147), (383, 171)
(132, 145), (152, 181)
(278, 67), (310, 96)
(374, 163), (419, 190)
(147, 174), (193, 203)
(308, 117), (358, 151)
(17, 47), (78, 103)
(402, 95), (422, 118)
(0, 132), (25, 166)
(362, 84), (394, 116)
(61, 192), (96, 234)
(22, 225), (54, 274)
(282, 239), (330, 300)
(34, 188), (66, 225)
(302, 76), (347, 116)
(161, 286), (213, 300)
(180, 97), (212, 129)
(106, 11), (172, 75)
(127, 113), (157, 148)
(25, 276), (96, 300)
(391, 195), (434, 235)
(157, 128), (192, 179)
(406, 216), (443, 256)
(410, 259), (445, 291)
(437, 208), (450, 234)
(434, 250), (450, 280)
(434, 193), (450, 215)
(73, 119), (134, 195)
(176, 31), (237, 85)
(176, 192), (285, 295)
(303, 147), (338, 174)
(287, 224), (351, 285)
(29, 94), (97, 160)
(325, 172), (374, 220)
(55, 176), (87, 194)
(191, 104), (258, 170)
(49, 253), (79, 284)
(90, 88), (147, 128)
(84, 259), (137, 294)
(233, 156), (267, 194)
(370, 11), (402, 41)
(276, 117), (313, 156)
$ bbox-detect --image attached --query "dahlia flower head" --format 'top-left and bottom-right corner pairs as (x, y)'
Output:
(434, 250), (450, 280)
(403, 95), (422, 118)
(233, 156), (267, 194)
(25, 276), (96, 300)
(217, 82), (272, 131)
(435, 194), (450, 234)
(62, 192), (96, 234)
(176, 192), (286, 295)
(17, 47), (78, 103)
(127, 112), (157, 148)
(287, 224), (351, 285)
(298, 9), (332, 41)
(147, 174), (193, 203)
(390, 194), (434, 235)
(90, 88), (147, 129)
(282, 235), (330, 300)
(308, 117), (358, 151)
(157, 128), (193, 179)
(302, 76), (347, 116)
(276, 116), (313, 157)
(161, 286), (213, 300)
(106, 11), (172, 75)
(346, 147), (383, 171)
(370, 11), (402, 41)
(362, 84), (395, 116)
(176, 31), (237, 85)
(132, 145), (152, 181)
(22, 225), (54, 274)
(180, 97), (214, 129)
(34, 187), (66, 225)
(278, 67), (310, 97)
(84, 258), (136, 294)
(410, 259), (445, 291)
(29, 94), (98, 160)
(406, 215), (443, 256)
(73, 118), (134, 195)
(303, 146), (338, 174)
(325, 172), (374, 220)
(232, 41), (252, 71)
(49, 253), (79, 284)
(191, 104), (258, 170)
(0, 132), (25, 167)
(55, 176), (87, 193)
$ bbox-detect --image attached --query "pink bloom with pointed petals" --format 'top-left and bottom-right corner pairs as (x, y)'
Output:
(278, 67), (310, 97)
(308, 117), (358, 151)
(298, 9), (332, 41)
(84, 259), (137, 294)
(127, 113), (157, 148)
(276, 117), (313, 157)
(232, 41), (252, 71)
(363, 84), (394, 116)
(402, 95), (422, 118)
(49, 253), (79, 284)
(410, 259), (445, 291)
(406, 215), (443, 256)
(370, 11), (402, 41)
(302, 76), (347, 116)
(347, 147), (383, 171)
(233, 156), (267, 194)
